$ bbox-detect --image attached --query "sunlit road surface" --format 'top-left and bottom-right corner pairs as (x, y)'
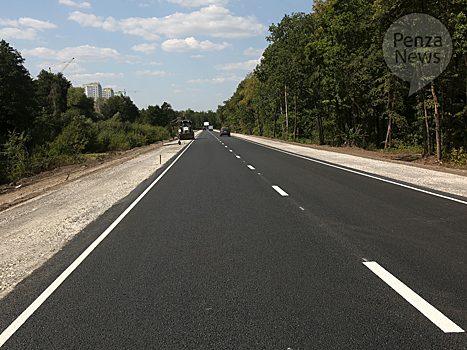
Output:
(1, 130), (466, 349)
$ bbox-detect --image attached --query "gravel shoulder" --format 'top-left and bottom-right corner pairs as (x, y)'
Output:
(0, 138), (190, 300)
(234, 133), (467, 199)
(1, 131), (466, 300)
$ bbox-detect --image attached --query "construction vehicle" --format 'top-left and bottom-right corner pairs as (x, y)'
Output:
(171, 118), (195, 145)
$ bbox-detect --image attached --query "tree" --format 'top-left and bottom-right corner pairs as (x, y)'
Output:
(67, 87), (95, 119)
(0, 40), (36, 142)
(100, 96), (140, 122)
(35, 70), (71, 118)
(139, 102), (175, 127)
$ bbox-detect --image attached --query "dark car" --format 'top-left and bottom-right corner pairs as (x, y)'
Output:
(220, 127), (231, 137)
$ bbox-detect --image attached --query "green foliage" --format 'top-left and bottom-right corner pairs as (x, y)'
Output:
(35, 70), (71, 118)
(92, 116), (170, 152)
(100, 96), (140, 122)
(47, 117), (93, 158)
(67, 87), (95, 119)
(0, 40), (193, 185)
(138, 102), (177, 127)
(0, 40), (36, 142)
(1, 131), (31, 181)
(443, 147), (467, 166)
(218, 0), (467, 158)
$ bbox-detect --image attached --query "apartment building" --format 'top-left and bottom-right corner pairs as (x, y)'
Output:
(102, 88), (114, 99)
(83, 82), (102, 99)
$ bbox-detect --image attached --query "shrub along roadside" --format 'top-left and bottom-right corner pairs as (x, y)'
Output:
(1, 118), (171, 184)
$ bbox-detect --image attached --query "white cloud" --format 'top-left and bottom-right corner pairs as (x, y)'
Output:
(21, 45), (123, 62)
(243, 47), (264, 56)
(59, 0), (92, 9)
(70, 72), (124, 84)
(132, 43), (159, 54)
(73, 72), (124, 79)
(69, 6), (266, 40)
(0, 27), (37, 40)
(135, 70), (170, 77)
(187, 74), (242, 84)
(215, 58), (261, 71)
(161, 37), (231, 52)
(138, 0), (155, 7)
(0, 17), (57, 30)
(0, 17), (57, 40)
(191, 54), (204, 58)
(142, 61), (163, 66)
(68, 11), (118, 32)
(0, 19), (19, 27)
(167, 0), (229, 7)
(18, 18), (57, 30)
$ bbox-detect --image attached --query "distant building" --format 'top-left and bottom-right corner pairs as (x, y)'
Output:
(114, 91), (124, 97)
(83, 82), (102, 99)
(102, 87), (114, 99)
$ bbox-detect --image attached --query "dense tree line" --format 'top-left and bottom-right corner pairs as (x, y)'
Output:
(0, 40), (215, 183)
(217, 0), (467, 165)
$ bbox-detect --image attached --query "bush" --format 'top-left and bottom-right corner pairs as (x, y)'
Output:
(0, 117), (171, 184)
(108, 131), (147, 151)
(443, 147), (467, 166)
(1, 131), (31, 181)
(47, 117), (93, 158)
(131, 124), (170, 143)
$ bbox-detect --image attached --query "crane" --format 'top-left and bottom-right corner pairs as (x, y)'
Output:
(123, 89), (142, 96)
(59, 57), (74, 73)
(48, 57), (75, 74)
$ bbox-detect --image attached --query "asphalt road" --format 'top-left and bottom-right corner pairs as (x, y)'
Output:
(1, 130), (466, 349)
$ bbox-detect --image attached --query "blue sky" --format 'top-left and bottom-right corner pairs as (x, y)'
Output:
(2, 0), (313, 111)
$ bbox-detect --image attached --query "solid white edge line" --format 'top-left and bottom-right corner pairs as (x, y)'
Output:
(363, 261), (464, 333)
(0, 140), (196, 348)
(239, 138), (467, 206)
(272, 185), (289, 197)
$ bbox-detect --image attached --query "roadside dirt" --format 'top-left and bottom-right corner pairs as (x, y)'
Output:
(1, 135), (466, 212)
(250, 135), (467, 177)
(0, 139), (173, 212)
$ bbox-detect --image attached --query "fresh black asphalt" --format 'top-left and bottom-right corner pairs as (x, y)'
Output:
(1, 130), (466, 349)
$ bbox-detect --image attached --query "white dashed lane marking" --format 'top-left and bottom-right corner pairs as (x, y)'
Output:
(272, 185), (289, 197)
(363, 261), (464, 333)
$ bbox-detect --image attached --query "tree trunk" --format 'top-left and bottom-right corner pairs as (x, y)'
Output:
(316, 102), (324, 145)
(374, 113), (380, 147)
(384, 114), (392, 149)
(273, 103), (277, 138)
(384, 90), (392, 149)
(465, 53), (467, 115)
(285, 84), (289, 140)
(293, 94), (297, 142)
(318, 116), (324, 145)
(256, 113), (261, 136)
(422, 89), (432, 156)
(431, 81), (442, 162)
